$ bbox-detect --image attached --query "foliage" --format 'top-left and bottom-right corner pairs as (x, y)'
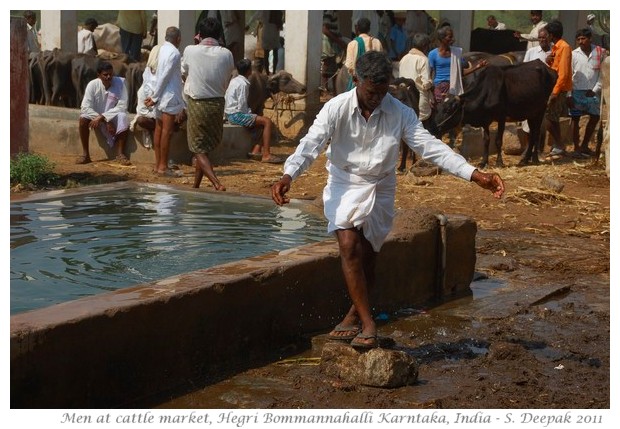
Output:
(10, 152), (58, 187)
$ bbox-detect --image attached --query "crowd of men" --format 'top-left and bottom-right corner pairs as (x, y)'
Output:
(24, 10), (608, 175)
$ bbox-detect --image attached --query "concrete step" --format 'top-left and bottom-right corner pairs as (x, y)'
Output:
(28, 104), (254, 165)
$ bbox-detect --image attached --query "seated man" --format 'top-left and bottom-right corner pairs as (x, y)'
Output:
(224, 58), (283, 163)
(131, 78), (186, 164)
(77, 61), (131, 165)
(130, 84), (156, 149)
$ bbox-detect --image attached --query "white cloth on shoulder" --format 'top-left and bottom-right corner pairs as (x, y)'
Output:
(449, 46), (464, 96)
(323, 160), (396, 252)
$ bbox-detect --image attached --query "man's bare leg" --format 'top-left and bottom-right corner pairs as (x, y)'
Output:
(332, 228), (377, 345)
(153, 117), (163, 172)
(254, 116), (275, 161)
(77, 117), (92, 162)
(155, 112), (175, 173)
(581, 115), (600, 153)
(193, 152), (225, 191)
(115, 130), (128, 158)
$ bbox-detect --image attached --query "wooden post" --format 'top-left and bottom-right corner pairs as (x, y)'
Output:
(10, 17), (29, 155)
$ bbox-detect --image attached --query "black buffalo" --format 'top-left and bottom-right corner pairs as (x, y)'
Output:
(434, 60), (557, 168)
(389, 77), (438, 172)
(470, 28), (527, 55)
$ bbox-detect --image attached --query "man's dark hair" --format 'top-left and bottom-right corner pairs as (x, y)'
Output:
(575, 28), (592, 39)
(531, 11), (543, 16)
(236, 58), (252, 76)
(545, 20), (563, 39)
(85, 18), (98, 28)
(165, 26), (180, 42)
(355, 17), (371, 34)
(436, 25), (452, 41)
(97, 61), (113, 74)
(355, 51), (392, 85)
(199, 17), (223, 40)
(23, 10), (36, 20)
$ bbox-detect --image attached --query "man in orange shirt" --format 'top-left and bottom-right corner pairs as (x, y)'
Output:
(544, 20), (572, 161)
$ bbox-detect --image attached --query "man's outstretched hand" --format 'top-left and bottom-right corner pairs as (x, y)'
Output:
(271, 175), (292, 206)
(471, 169), (505, 199)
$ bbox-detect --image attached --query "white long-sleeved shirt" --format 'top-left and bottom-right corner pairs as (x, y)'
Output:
(283, 88), (475, 181)
(77, 28), (97, 55)
(150, 41), (185, 113)
(224, 74), (251, 114)
(399, 49), (433, 91)
(80, 76), (128, 121)
(181, 39), (234, 99)
(524, 45), (550, 63)
(571, 45), (604, 94)
(521, 20), (548, 50)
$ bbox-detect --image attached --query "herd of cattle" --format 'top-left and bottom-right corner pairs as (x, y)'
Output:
(383, 50), (557, 170)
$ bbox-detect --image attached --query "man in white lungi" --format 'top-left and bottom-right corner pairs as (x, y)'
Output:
(272, 51), (505, 349)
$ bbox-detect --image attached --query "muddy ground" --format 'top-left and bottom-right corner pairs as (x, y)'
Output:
(13, 128), (610, 410)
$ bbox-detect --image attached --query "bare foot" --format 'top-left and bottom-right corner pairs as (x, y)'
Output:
(214, 183), (226, 191)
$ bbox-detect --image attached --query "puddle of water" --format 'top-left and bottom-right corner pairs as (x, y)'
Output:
(10, 186), (328, 314)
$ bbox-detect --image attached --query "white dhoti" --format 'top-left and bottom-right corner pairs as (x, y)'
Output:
(81, 88), (129, 147)
(323, 161), (396, 252)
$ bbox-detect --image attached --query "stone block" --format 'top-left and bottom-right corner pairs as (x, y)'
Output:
(459, 123), (522, 160)
(320, 342), (418, 388)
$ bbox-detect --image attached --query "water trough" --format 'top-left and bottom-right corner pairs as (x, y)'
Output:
(10, 184), (477, 408)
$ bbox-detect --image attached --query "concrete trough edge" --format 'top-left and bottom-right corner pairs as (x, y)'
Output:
(10, 192), (477, 408)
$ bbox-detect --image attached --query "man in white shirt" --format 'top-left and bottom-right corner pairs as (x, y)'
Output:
(521, 27), (552, 141)
(487, 15), (506, 30)
(23, 10), (40, 53)
(514, 10), (547, 50)
(145, 27), (186, 177)
(77, 18), (98, 56)
(271, 51), (505, 349)
(399, 33), (433, 123)
(568, 28), (606, 157)
(225, 58), (283, 163)
(77, 61), (130, 165)
(181, 17), (234, 190)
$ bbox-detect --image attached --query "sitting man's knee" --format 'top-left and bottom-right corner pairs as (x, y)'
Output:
(79, 116), (91, 128)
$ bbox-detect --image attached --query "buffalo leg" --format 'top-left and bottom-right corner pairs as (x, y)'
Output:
(529, 118), (542, 165)
(479, 126), (491, 169)
(397, 141), (409, 173)
(494, 120), (505, 167)
(518, 117), (541, 166)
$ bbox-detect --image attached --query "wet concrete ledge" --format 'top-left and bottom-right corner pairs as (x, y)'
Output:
(27, 104), (253, 165)
(10, 203), (476, 408)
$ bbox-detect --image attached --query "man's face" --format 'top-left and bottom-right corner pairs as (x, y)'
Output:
(576, 35), (591, 51)
(538, 30), (551, 50)
(98, 69), (114, 89)
(531, 13), (542, 25)
(355, 78), (389, 113)
(26, 16), (36, 26)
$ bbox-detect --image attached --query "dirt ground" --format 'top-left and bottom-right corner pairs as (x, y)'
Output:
(12, 128), (610, 409)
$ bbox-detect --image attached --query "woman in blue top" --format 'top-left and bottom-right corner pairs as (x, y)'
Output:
(428, 25), (486, 102)
(428, 25), (486, 144)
